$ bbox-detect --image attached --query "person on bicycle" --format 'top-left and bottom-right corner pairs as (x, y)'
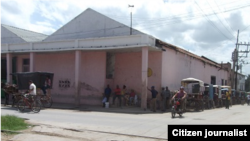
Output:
(27, 80), (37, 102)
(171, 86), (187, 110)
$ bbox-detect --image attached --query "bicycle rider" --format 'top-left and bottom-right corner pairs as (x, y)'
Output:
(171, 86), (187, 111)
(26, 80), (37, 102)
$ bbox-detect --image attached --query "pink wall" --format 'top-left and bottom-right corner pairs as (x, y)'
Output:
(79, 51), (106, 105)
(35, 52), (75, 104)
(114, 50), (162, 99)
(13, 51), (106, 105)
(8, 46), (229, 106)
(161, 47), (228, 92)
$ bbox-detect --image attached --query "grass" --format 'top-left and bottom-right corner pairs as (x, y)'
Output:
(1, 115), (29, 131)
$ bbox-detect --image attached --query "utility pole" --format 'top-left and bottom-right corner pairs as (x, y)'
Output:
(234, 30), (250, 91)
(128, 5), (134, 35)
(234, 30), (239, 91)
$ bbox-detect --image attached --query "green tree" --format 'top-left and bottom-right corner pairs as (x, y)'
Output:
(245, 75), (250, 92)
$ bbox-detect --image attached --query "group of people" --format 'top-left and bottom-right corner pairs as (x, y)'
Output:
(102, 84), (188, 112)
(148, 86), (187, 112)
(102, 85), (137, 108)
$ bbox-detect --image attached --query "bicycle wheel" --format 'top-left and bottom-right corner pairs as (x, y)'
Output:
(17, 100), (26, 112)
(171, 110), (176, 118)
(31, 100), (41, 113)
(41, 96), (53, 108)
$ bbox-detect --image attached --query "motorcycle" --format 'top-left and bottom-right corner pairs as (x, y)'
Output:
(171, 98), (183, 118)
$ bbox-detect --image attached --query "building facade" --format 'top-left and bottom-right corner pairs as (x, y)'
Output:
(1, 8), (231, 109)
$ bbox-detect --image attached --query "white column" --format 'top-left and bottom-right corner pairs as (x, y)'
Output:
(75, 50), (81, 107)
(29, 43), (34, 72)
(30, 52), (35, 72)
(141, 47), (148, 110)
(6, 53), (12, 84)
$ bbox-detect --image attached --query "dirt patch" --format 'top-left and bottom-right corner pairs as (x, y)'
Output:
(1, 125), (33, 141)
(1, 132), (17, 141)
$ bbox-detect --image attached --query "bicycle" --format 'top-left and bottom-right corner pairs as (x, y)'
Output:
(37, 88), (53, 108)
(171, 98), (183, 118)
(40, 94), (53, 108)
(17, 93), (41, 113)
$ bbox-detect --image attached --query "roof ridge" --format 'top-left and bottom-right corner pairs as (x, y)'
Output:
(1, 24), (48, 36)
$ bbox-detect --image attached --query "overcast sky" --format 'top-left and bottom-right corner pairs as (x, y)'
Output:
(1, 0), (250, 76)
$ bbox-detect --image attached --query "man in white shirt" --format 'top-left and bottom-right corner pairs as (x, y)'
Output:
(29, 80), (36, 95)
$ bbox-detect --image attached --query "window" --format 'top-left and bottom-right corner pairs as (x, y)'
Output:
(225, 80), (227, 85)
(221, 79), (224, 85)
(211, 76), (216, 85)
(22, 59), (30, 72)
(106, 53), (115, 79)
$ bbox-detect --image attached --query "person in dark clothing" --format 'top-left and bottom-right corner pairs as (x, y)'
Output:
(148, 86), (158, 112)
(103, 85), (112, 107)
(112, 85), (122, 108)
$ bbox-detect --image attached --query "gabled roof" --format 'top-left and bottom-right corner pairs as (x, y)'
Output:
(1, 24), (48, 43)
(44, 8), (145, 41)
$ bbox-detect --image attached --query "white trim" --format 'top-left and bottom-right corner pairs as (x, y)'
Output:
(1, 34), (161, 53)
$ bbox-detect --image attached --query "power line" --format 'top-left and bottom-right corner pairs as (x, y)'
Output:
(110, 3), (250, 29)
(106, 2), (250, 23)
(207, 0), (236, 40)
(2, 2), (250, 40)
(194, 1), (235, 42)
(240, 24), (250, 32)
(214, 0), (236, 34)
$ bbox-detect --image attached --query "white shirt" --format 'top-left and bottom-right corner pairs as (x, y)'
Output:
(29, 83), (36, 95)
(247, 95), (250, 100)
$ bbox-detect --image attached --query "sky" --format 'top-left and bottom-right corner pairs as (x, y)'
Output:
(1, 0), (250, 76)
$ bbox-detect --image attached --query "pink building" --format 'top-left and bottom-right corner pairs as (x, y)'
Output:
(1, 8), (230, 109)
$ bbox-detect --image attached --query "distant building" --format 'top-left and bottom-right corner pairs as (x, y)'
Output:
(237, 73), (245, 91)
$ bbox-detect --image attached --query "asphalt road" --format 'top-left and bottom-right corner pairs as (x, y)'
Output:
(1, 104), (250, 140)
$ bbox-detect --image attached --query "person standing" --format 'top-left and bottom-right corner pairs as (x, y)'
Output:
(112, 85), (122, 108)
(129, 89), (136, 105)
(161, 87), (166, 112)
(247, 93), (250, 105)
(103, 85), (111, 107)
(165, 86), (171, 109)
(121, 85), (128, 106)
(42, 76), (51, 96)
(225, 90), (230, 109)
(148, 86), (158, 112)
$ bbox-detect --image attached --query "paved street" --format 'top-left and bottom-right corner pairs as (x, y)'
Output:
(1, 104), (250, 140)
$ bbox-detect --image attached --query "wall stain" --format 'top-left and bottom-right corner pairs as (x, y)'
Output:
(79, 82), (99, 92)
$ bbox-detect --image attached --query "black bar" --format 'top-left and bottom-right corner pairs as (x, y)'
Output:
(168, 125), (250, 140)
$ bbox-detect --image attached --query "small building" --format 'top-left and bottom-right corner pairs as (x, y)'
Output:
(1, 8), (231, 109)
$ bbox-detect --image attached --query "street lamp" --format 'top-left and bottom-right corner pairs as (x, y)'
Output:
(128, 5), (134, 35)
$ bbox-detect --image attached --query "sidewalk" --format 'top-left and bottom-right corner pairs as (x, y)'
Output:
(50, 102), (172, 114)
(8, 124), (167, 141)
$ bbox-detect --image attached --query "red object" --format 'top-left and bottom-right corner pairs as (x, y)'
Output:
(130, 92), (135, 97)
(115, 88), (121, 95)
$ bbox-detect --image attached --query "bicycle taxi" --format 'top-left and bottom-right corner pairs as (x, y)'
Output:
(181, 77), (205, 111)
(11, 72), (54, 112)
(204, 85), (225, 108)
(221, 85), (232, 106)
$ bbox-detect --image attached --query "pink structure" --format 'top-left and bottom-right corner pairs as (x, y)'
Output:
(1, 8), (230, 109)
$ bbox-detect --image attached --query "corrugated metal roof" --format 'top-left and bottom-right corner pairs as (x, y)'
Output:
(1, 24), (48, 42)
(156, 39), (223, 68)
